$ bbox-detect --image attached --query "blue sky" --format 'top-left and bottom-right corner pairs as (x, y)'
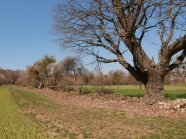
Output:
(0, 0), (126, 72)
(0, 0), (64, 69)
(0, 0), (162, 73)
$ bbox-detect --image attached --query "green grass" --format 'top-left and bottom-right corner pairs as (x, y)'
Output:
(114, 89), (144, 97)
(164, 90), (186, 99)
(81, 85), (186, 99)
(9, 86), (56, 109)
(0, 86), (47, 139)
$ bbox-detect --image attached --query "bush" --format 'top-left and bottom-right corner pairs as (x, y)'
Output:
(79, 89), (92, 94)
(95, 89), (113, 94)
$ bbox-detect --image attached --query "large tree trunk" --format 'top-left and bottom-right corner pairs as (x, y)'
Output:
(144, 70), (165, 105)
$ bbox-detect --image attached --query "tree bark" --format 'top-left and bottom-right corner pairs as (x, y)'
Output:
(144, 70), (164, 104)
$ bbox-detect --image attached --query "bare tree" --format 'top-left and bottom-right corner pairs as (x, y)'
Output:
(53, 0), (186, 104)
(108, 70), (125, 85)
(61, 56), (83, 83)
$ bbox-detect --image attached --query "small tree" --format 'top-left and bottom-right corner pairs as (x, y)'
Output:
(76, 67), (93, 93)
(28, 55), (56, 88)
(47, 62), (62, 86)
(61, 56), (83, 84)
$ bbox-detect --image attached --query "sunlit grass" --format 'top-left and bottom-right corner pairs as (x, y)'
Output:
(0, 86), (47, 139)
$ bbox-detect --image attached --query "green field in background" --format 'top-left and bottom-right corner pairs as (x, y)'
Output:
(81, 85), (186, 99)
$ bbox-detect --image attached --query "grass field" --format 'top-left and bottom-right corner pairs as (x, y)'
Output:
(0, 86), (47, 139)
(0, 86), (186, 138)
(82, 85), (186, 99)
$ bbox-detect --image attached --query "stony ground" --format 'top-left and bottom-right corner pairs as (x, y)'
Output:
(34, 88), (186, 119)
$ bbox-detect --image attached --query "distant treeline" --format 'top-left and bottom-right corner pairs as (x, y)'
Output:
(15, 55), (140, 89)
(0, 68), (20, 85)
(0, 55), (185, 88)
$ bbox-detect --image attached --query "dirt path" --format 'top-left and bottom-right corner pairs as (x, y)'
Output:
(34, 88), (186, 119)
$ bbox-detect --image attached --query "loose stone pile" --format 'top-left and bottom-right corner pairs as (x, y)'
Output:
(159, 99), (186, 112)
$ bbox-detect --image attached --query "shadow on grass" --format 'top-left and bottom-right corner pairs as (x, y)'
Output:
(113, 89), (186, 99)
(164, 90), (186, 99)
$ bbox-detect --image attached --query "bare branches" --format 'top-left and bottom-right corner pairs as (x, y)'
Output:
(160, 34), (186, 73)
(53, 0), (186, 81)
(168, 48), (186, 71)
(158, 0), (185, 48)
(167, 35), (186, 57)
(97, 1), (119, 51)
(85, 48), (118, 63)
(168, 35), (186, 71)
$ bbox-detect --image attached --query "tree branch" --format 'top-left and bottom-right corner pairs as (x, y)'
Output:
(167, 35), (186, 57)
(85, 48), (118, 63)
(168, 46), (186, 71)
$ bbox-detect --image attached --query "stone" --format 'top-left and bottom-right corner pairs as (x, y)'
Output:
(158, 99), (186, 112)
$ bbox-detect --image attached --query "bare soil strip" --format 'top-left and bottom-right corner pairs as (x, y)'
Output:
(36, 88), (186, 119)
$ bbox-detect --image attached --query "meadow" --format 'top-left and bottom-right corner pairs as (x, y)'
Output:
(0, 85), (186, 138)
(82, 85), (186, 99)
